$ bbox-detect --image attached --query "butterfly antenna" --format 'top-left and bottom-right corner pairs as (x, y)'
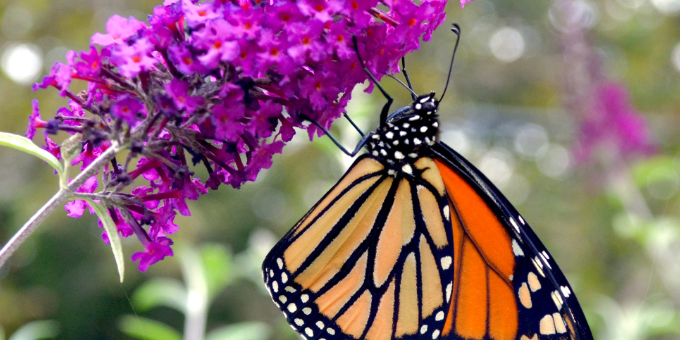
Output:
(388, 74), (417, 98)
(401, 57), (417, 101)
(439, 23), (461, 103)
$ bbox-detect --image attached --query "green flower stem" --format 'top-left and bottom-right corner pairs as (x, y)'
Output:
(0, 142), (122, 269)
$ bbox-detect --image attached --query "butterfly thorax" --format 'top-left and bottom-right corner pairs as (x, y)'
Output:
(366, 92), (439, 176)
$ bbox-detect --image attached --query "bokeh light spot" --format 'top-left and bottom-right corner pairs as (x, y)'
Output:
(1, 43), (43, 85)
(537, 144), (572, 180)
(0, 5), (34, 39)
(514, 123), (549, 159)
(489, 27), (525, 63)
(478, 148), (515, 189)
(651, 0), (680, 15)
(672, 42), (680, 73)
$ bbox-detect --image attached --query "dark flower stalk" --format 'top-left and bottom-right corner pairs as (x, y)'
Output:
(23, 0), (450, 272)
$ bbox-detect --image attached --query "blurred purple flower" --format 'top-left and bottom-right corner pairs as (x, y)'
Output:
(574, 82), (655, 163)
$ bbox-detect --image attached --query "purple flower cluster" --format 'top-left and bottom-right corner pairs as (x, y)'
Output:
(573, 81), (655, 164)
(29, 0), (448, 271)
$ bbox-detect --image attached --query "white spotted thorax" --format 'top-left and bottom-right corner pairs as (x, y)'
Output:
(367, 92), (439, 176)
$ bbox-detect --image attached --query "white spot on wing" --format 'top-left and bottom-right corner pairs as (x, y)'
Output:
(540, 314), (556, 335)
(316, 321), (324, 329)
(285, 286), (296, 293)
(510, 217), (520, 233)
(528, 272), (541, 292)
(305, 328), (314, 337)
(301, 294), (309, 303)
(272, 281), (279, 292)
(395, 151), (405, 159)
(443, 205), (450, 220)
(277, 258), (283, 269)
(432, 329), (440, 339)
(327, 328), (336, 335)
(287, 303), (297, 313)
(441, 256), (452, 270)
(553, 313), (568, 333)
(386, 132), (394, 139)
(303, 307), (312, 315)
(512, 239), (524, 256)
(420, 126), (428, 133)
(421, 325), (428, 334)
(279, 295), (287, 303)
(294, 318), (304, 326)
(282, 272), (288, 283)
(532, 258), (545, 277)
(561, 286), (571, 297)
(402, 164), (413, 175)
(435, 311), (445, 321)
(414, 138), (422, 145)
(446, 283), (452, 303)
(551, 290), (564, 309)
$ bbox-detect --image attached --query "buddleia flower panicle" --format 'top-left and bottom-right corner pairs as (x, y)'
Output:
(29, 0), (449, 271)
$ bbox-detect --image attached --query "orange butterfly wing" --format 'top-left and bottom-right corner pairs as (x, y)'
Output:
(432, 142), (592, 340)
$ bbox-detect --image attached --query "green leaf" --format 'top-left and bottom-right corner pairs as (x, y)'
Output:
(205, 322), (270, 340)
(0, 132), (62, 176)
(131, 278), (187, 313)
(8, 320), (60, 340)
(117, 315), (182, 340)
(200, 243), (233, 300)
(85, 199), (125, 283)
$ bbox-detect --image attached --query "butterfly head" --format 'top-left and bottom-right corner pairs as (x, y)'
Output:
(367, 92), (440, 171)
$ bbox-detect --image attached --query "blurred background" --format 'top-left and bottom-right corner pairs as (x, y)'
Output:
(0, 0), (679, 339)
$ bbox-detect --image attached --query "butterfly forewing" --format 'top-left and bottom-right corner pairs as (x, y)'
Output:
(263, 156), (455, 340)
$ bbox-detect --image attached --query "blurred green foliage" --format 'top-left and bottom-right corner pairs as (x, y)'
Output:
(0, 0), (678, 339)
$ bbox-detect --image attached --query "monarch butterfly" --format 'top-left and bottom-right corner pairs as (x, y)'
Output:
(262, 25), (593, 340)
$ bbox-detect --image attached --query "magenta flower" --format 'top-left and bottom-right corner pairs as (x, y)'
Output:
(165, 79), (204, 114)
(26, 100), (47, 139)
(131, 237), (174, 272)
(110, 39), (157, 78)
(33, 62), (72, 94)
(32, 0), (450, 271)
(64, 176), (99, 218)
(100, 209), (134, 244)
(111, 96), (144, 125)
(91, 15), (148, 46)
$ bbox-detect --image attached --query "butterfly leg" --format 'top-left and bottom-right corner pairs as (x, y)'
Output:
(352, 36), (393, 128)
(401, 57), (417, 101)
(300, 114), (371, 157)
(342, 113), (365, 137)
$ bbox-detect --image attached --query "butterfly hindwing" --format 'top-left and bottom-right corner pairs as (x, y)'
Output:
(431, 142), (593, 340)
(263, 155), (455, 340)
